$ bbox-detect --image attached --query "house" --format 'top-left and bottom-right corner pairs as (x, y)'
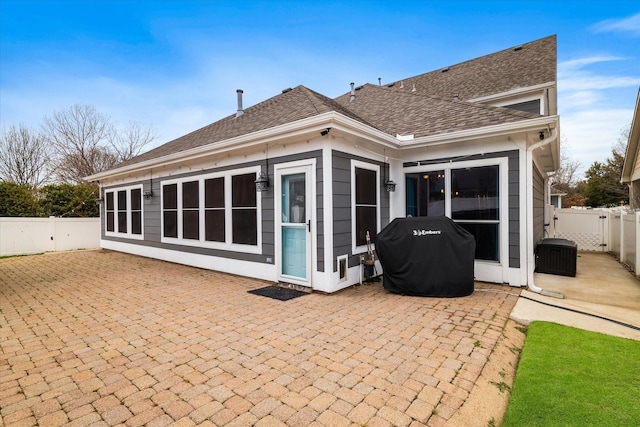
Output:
(86, 35), (560, 293)
(549, 185), (567, 208)
(621, 88), (640, 209)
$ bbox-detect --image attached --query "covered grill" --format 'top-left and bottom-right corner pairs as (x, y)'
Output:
(376, 216), (475, 297)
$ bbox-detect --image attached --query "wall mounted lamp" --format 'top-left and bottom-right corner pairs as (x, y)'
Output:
(95, 197), (104, 205)
(384, 178), (397, 192)
(143, 190), (154, 200)
(255, 145), (270, 192)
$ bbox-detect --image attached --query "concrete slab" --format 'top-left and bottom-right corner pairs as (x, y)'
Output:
(511, 252), (640, 341)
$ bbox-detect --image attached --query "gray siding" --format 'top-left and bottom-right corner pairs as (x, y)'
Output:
(404, 150), (521, 268)
(332, 150), (391, 271)
(532, 163), (545, 246)
(102, 150), (324, 270)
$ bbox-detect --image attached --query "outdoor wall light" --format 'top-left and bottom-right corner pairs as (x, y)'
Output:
(95, 197), (104, 205)
(385, 178), (397, 192)
(539, 131), (545, 141)
(143, 190), (153, 200)
(255, 171), (269, 192)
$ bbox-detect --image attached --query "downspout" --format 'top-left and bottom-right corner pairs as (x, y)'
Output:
(526, 128), (563, 297)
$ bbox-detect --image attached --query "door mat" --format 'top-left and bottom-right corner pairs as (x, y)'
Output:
(247, 285), (309, 301)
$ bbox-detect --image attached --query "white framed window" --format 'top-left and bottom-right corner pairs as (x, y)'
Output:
(160, 166), (262, 253)
(104, 185), (143, 240)
(404, 157), (508, 263)
(351, 160), (380, 254)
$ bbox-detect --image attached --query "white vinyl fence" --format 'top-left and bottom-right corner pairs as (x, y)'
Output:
(0, 217), (100, 257)
(548, 206), (640, 277)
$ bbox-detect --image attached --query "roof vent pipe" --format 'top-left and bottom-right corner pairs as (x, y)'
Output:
(350, 82), (355, 102)
(378, 77), (381, 86)
(236, 89), (244, 117)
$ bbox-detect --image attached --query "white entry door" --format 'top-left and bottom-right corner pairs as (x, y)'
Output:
(276, 162), (313, 287)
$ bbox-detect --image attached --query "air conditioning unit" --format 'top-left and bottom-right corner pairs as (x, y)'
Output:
(535, 238), (577, 277)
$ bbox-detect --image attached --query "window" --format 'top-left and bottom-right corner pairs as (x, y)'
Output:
(232, 173), (257, 245)
(106, 192), (115, 232)
(182, 181), (199, 240)
(405, 162), (501, 262)
(160, 168), (261, 252)
(104, 185), (143, 239)
(352, 162), (380, 251)
(205, 177), (225, 242)
(163, 184), (178, 238)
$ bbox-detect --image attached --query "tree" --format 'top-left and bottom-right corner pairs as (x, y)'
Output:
(109, 121), (157, 162)
(43, 104), (116, 183)
(0, 181), (41, 217)
(0, 124), (51, 188)
(42, 104), (156, 184)
(582, 126), (629, 207)
(549, 140), (581, 193)
(39, 183), (99, 217)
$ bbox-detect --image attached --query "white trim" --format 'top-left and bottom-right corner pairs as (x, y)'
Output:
(104, 184), (144, 240)
(85, 111), (559, 182)
(351, 160), (381, 255)
(101, 239), (276, 281)
(160, 166), (263, 254)
(404, 156), (509, 283)
(468, 82), (556, 103)
(274, 159), (316, 287)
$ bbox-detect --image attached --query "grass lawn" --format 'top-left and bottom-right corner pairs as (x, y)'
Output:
(503, 321), (640, 427)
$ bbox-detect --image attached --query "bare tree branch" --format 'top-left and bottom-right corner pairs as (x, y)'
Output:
(109, 121), (157, 162)
(0, 124), (52, 188)
(42, 104), (116, 183)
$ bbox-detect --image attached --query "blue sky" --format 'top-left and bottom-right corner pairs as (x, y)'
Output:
(1, 0), (639, 177)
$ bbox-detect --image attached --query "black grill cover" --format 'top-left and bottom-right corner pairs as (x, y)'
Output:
(377, 216), (475, 297)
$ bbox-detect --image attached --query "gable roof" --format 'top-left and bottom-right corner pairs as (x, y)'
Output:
(335, 35), (556, 104)
(116, 85), (374, 168)
(333, 83), (541, 138)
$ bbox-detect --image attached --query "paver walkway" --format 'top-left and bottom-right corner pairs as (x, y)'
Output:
(0, 250), (520, 426)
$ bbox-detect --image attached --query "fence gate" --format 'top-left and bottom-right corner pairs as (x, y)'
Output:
(552, 209), (609, 252)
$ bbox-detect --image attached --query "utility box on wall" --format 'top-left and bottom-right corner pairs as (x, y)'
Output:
(535, 238), (578, 277)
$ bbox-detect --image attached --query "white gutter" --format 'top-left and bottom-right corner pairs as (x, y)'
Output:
(525, 127), (563, 298)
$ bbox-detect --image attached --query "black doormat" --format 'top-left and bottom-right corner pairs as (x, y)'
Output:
(247, 285), (309, 301)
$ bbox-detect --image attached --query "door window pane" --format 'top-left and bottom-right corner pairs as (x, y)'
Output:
(458, 223), (499, 261)
(282, 174), (306, 223)
(406, 171), (445, 217)
(451, 166), (499, 220)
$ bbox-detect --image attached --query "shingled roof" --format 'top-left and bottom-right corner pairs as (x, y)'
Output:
(334, 83), (540, 138)
(116, 85), (375, 168)
(336, 35), (556, 103)
(110, 35), (556, 171)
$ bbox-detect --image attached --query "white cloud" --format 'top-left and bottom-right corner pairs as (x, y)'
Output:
(561, 108), (633, 177)
(591, 12), (640, 36)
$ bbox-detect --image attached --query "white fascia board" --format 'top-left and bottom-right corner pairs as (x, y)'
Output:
(86, 111), (559, 182)
(396, 115), (559, 149)
(621, 89), (640, 183)
(467, 82), (556, 103)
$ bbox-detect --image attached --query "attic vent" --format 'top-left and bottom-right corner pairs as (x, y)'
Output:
(514, 46), (523, 51)
(282, 88), (292, 93)
(355, 85), (363, 91)
(441, 67), (450, 73)
(387, 83), (395, 88)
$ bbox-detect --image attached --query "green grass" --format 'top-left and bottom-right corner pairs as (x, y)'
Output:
(503, 322), (640, 427)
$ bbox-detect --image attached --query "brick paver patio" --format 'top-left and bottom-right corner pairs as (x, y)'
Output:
(0, 250), (520, 426)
